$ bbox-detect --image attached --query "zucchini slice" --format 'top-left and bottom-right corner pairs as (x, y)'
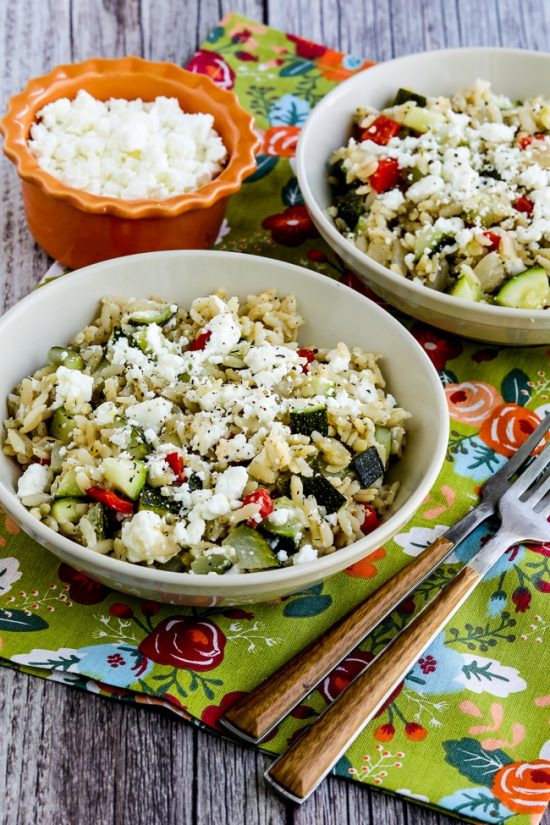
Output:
(191, 554), (232, 575)
(495, 266), (550, 309)
(289, 406), (329, 437)
(222, 525), (279, 570)
(334, 190), (364, 231)
(51, 498), (88, 525)
(350, 446), (385, 487)
(102, 457), (147, 500)
(393, 88), (427, 107)
(401, 103), (444, 133)
(302, 474), (347, 513)
(54, 467), (84, 499)
(263, 496), (306, 540)
(48, 346), (85, 371)
(138, 485), (180, 516)
(450, 276), (482, 302)
(50, 407), (77, 444)
(374, 426), (392, 464)
(127, 302), (176, 326)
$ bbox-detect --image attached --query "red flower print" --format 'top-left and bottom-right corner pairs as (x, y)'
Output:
(479, 404), (542, 457)
(397, 596), (416, 616)
(201, 691), (248, 731)
(262, 205), (318, 247)
(138, 617), (226, 671)
(411, 324), (463, 370)
(533, 543), (550, 558)
(491, 760), (550, 814)
(404, 722), (428, 741)
(109, 603), (133, 619)
(345, 547), (385, 579)
(472, 348), (499, 363)
(445, 381), (502, 425)
(287, 33), (327, 60)
(222, 608), (254, 620)
(262, 125), (301, 157)
(307, 248), (328, 263)
(58, 563), (110, 605)
(141, 600), (161, 617)
(235, 51), (258, 62)
(186, 50), (235, 90)
(374, 722), (395, 742)
(535, 579), (550, 593)
(107, 653), (126, 668)
(318, 651), (374, 703)
(512, 586), (532, 612)
(339, 271), (389, 306)
(418, 655), (437, 674)
(231, 28), (252, 44)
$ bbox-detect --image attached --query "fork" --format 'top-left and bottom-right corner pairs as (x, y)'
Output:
(263, 442), (550, 803)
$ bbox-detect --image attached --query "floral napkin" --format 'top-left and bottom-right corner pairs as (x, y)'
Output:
(1, 13), (550, 824)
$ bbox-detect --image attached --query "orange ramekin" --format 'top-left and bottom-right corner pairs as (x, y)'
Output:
(0, 57), (259, 268)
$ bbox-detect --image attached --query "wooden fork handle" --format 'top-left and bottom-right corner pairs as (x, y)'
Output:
(222, 535), (454, 743)
(265, 564), (481, 803)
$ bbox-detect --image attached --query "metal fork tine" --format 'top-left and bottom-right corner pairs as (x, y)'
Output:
(532, 470), (550, 508)
(513, 442), (550, 497)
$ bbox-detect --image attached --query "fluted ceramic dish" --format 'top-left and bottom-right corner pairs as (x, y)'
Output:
(0, 250), (448, 605)
(297, 48), (550, 345)
(0, 57), (259, 268)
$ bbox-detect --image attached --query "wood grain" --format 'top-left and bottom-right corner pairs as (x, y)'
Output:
(266, 566), (481, 801)
(223, 536), (454, 741)
(1, 1), (550, 824)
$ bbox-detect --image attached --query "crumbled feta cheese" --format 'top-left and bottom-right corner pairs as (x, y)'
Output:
(267, 508), (291, 526)
(126, 398), (173, 433)
(121, 511), (179, 564)
(378, 189), (405, 211)
(326, 342), (351, 374)
(244, 343), (300, 388)
(214, 466), (248, 503)
(94, 401), (118, 425)
(54, 366), (93, 412)
(198, 493), (231, 520)
(109, 426), (131, 449)
(478, 122), (516, 143)
(327, 390), (363, 417)
(216, 433), (257, 463)
(173, 517), (206, 546)
(293, 544), (318, 565)
(28, 90), (228, 200)
(276, 549), (289, 562)
(17, 463), (51, 499)
(406, 174), (445, 202)
(204, 312), (241, 355)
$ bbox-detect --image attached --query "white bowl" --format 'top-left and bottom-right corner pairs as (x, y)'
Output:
(297, 47), (550, 346)
(0, 250), (448, 605)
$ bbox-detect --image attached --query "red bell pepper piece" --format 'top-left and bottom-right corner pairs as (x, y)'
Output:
(482, 231), (502, 252)
(361, 505), (380, 535)
(297, 348), (316, 373)
(514, 196), (534, 215)
(189, 330), (212, 351)
(369, 158), (401, 193)
(86, 487), (133, 515)
(518, 133), (545, 150)
(165, 451), (185, 485)
(243, 488), (274, 527)
(361, 114), (401, 146)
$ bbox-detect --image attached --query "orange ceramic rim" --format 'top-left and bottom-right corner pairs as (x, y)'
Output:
(0, 56), (260, 219)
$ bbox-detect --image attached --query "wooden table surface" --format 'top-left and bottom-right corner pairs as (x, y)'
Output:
(1, 1), (549, 823)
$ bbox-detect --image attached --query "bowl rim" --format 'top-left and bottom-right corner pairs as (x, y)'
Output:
(0, 249), (449, 593)
(0, 56), (260, 219)
(296, 46), (550, 325)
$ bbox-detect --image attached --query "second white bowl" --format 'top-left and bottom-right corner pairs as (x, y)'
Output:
(297, 47), (550, 345)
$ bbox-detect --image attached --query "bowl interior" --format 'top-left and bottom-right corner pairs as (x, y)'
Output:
(0, 251), (447, 596)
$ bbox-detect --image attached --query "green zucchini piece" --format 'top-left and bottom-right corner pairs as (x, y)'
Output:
(302, 475), (347, 513)
(393, 88), (427, 107)
(54, 467), (84, 499)
(127, 302), (176, 326)
(162, 555), (186, 572)
(222, 525), (279, 570)
(402, 166), (424, 186)
(138, 485), (180, 516)
(87, 502), (106, 540)
(328, 159), (348, 195)
(263, 496), (306, 540)
(450, 276), (482, 302)
(495, 266), (550, 309)
(191, 554), (232, 575)
(374, 426), (392, 464)
(401, 103), (444, 133)
(414, 227), (454, 260)
(51, 498), (88, 525)
(127, 426), (149, 459)
(335, 190), (364, 231)
(50, 407), (77, 444)
(302, 375), (334, 397)
(289, 406), (329, 437)
(350, 446), (385, 487)
(48, 346), (85, 371)
(102, 457), (147, 500)
(187, 472), (203, 492)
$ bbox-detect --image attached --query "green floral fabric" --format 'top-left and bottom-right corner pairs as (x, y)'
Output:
(1, 13), (549, 824)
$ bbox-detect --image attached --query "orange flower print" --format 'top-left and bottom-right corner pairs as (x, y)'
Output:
(491, 760), (550, 814)
(262, 125), (301, 157)
(445, 381), (502, 425)
(345, 547), (386, 578)
(316, 48), (374, 80)
(479, 404), (542, 457)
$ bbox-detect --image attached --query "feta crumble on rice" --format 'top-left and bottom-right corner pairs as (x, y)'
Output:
(27, 90), (228, 200)
(330, 80), (550, 308)
(5, 290), (410, 575)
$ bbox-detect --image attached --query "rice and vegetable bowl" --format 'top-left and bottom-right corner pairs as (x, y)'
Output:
(3, 290), (409, 575)
(329, 80), (550, 309)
